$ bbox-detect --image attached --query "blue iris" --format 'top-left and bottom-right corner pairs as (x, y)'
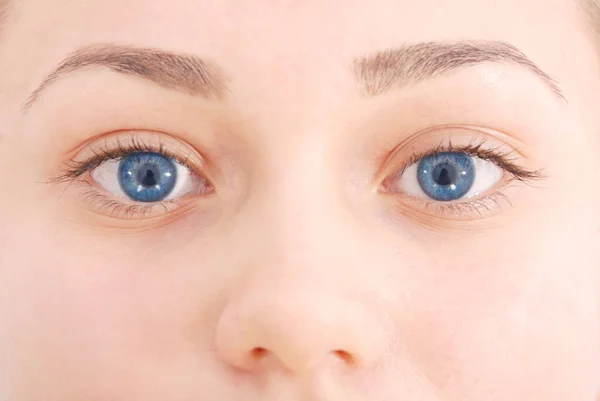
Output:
(118, 152), (178, 202)
(417, 152), (475, 201)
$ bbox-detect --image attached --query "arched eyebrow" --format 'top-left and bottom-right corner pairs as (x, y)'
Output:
(21, 43), (228, 112)
(353, 40), (566, 102)
(22, 40), (565, 112)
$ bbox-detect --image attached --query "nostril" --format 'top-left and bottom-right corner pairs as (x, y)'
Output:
(251, 347), (268, 360)
(333, 350), (355, 365)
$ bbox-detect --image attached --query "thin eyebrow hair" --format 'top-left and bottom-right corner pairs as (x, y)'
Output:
(22, 43), (228, 112)
(354, 40), (566, 102)
(0, 0), (10, 34)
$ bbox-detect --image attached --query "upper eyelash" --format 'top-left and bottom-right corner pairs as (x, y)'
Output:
(55, 136), (543, 183)
(54, 136), (543, 207)
(53, 135), (197, 183)
(393, 138), (545, 183)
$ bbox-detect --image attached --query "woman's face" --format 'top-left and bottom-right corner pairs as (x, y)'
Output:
(0, 0), (599, 399)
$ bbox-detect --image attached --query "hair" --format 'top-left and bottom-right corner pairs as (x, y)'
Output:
(0, 0), (10, 36)
(580, 0), (600, 47)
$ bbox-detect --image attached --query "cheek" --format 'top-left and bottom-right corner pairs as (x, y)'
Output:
(397, 228), (600, 400)
(0, 216), (221, 399)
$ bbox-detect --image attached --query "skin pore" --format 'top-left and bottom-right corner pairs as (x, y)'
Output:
(0, 0), (600, 400)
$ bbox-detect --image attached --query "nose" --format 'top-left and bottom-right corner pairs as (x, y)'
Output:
(214, 274), (388, 374)
(213, 144), (390, 375)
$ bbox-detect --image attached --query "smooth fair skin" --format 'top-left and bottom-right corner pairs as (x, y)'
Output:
(0, 0), (599, 400)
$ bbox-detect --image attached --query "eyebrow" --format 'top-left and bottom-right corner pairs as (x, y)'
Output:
(22, 44), (228, 111)
(353, 40), (566, 101)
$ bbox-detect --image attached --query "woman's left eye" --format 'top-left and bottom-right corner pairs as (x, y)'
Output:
(388, 151), (503, 201)
(91, 152), (211, 203)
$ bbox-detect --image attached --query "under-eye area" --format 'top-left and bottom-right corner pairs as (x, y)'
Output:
(51, 131), (215, 219)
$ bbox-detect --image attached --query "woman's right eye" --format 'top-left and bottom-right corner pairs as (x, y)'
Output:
(91, 151), (212, 203)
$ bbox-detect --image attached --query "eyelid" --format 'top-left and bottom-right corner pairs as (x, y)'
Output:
(55, 130), (215, 185)
(51, 131), (217, 221)
(389, 191), (515, 228)
(375, 124), (536, 188)
(376, 125), (545, 225)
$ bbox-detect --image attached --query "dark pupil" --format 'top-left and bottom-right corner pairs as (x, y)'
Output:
(137, 165), (159, 187)
(432, 163), (457, 186)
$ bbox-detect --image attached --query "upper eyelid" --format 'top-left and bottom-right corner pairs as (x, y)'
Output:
(63, 129), (207, 160)
(383, 124), (534, 160)
(53, 131), (210, 183)
(375, 125), (543, 182)
(55, 127), (543, 190)
(397, 147), (542, 184)
(378, 141), (507, 183)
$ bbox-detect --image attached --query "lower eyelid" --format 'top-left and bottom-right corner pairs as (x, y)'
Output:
(71, 164), (205, 220)
(389, 189), (515, 227)
(78, 186), (187, 220)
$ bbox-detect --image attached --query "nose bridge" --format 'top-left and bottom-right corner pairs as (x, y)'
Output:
(260, 134), (343, 249)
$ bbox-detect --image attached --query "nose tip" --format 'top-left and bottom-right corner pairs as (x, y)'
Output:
(214, 285), (387, 374)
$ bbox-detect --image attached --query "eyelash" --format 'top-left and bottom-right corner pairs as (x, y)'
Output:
(53, 135), (543, 221)
(55, 135), (198, 180)
(53, 135), (209, 219)
(381, 139), (545, 219)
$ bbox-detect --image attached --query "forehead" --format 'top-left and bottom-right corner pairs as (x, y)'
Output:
(0, 0), (594, 113)
(5, 0), (585, 59)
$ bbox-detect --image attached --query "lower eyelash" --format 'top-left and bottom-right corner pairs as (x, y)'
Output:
(422, 191), (513, 218)
(390, 179), (521, 226)
(79, 187), (182, 220)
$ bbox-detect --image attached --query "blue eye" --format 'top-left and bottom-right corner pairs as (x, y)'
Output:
(90, 146), (212, 210)
(389, 150), (503, 202)
(416, 152), (475, 201)
(118, 152), (178, 202)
